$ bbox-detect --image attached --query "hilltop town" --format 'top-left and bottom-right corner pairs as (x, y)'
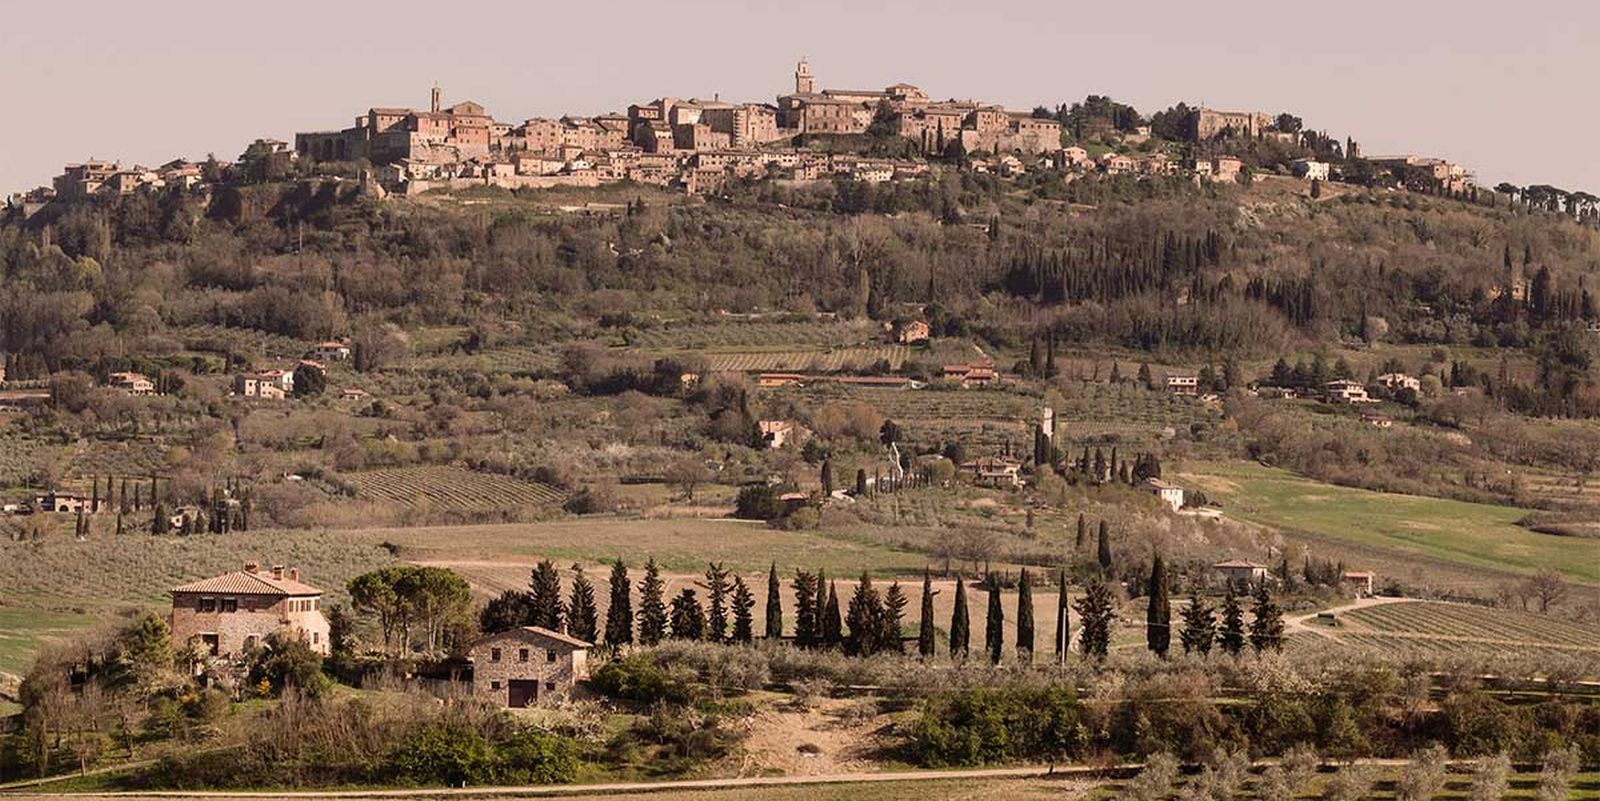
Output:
(15, 58), (1573, 215)
(2, 56), (1598, 799)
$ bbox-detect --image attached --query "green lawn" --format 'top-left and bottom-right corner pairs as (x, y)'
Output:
(348, 517), (932, 576)
(0, 606), (98, 677)
(1179, 461), (1599, 584)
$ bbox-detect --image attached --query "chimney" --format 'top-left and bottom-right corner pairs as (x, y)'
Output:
(289, 567), (300, 582)
(271, 565), (285, 580)
(243, 562), (259, 573)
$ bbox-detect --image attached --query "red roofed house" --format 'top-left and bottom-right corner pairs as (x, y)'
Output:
(170, 563), (330, 658)
(471, 626), (592, 707)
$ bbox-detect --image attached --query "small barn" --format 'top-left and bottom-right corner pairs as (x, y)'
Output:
(470, 626), (592, 708)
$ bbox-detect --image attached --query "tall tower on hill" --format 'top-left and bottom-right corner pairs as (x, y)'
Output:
(431, 85), (442, 113)
(795, 58), (814, 95)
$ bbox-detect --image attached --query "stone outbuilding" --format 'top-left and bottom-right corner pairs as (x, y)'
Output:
(470, 626), (592, 708)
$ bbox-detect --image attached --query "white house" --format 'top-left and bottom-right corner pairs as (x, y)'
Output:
(1139, 478), (1185, 512)
(1292, 159), (1330, 181)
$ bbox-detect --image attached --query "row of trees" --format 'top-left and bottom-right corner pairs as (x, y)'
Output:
(476, 558), (1286, 665)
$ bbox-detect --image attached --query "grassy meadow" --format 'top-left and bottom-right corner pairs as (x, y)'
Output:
(1177, 461), (1600, 584)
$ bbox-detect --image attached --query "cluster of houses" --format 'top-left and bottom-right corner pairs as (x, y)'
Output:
(1213, 560), (1376, 597)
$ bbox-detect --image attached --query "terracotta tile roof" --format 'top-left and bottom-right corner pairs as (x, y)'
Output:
(473, 625), (593, 649)
(171, 569), (323, 596)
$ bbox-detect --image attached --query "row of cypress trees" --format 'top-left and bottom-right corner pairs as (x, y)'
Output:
(485, 556), (1286, 662)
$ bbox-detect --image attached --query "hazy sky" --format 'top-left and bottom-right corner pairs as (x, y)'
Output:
(4, 1), (1596, 194)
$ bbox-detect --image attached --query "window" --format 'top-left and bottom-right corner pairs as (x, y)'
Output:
(490, 648), (502, 662)
(545, 681), (555, 692)
(198, 597), (217, 612)
(220, 598), (238, 613)
(312, 632), (320, 644)
(546, 649), (557, 663)
(518, 648), (529, 662)
(490, 681), (501, 691)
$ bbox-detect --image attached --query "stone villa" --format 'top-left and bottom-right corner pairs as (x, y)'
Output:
(169, 563), (331, 659)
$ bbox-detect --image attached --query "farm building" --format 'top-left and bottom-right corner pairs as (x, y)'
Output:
(170, 563), (331, 659)
(1324, 379), (1374, 403)
(894, 320), (930, 344)
(1342, 571), (1375, 597)
(108, 371), (156, 395)
(1139, 477), (1185, 511)
(1166, 375), (1198, 396)
(961, 455), (1023, 488)
(942, 362), (998, 388)
(1213, 560), (1268, 587)
(32, 491), (102, 514)
(759, 420), (809, 449)
(471, 626), (591, 707)
(757, 373), (805, 389)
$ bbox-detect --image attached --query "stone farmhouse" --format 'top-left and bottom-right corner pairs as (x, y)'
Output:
(170, 563), (331, 659)
(471, 626), (592, 708)
(1139, 477), (1185, 512)
(1213, 560), (1269, 587)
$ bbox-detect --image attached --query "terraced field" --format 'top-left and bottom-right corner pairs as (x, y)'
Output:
(1341, 601), (1600, 651)
(345, 466), (565, 510)
(627, 319), (877, 350)
(402, 343), (561, 374)
(688, 345), (912, 373)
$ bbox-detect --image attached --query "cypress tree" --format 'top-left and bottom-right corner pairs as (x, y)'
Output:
(1074, 578), (1114, 659)
(637, 558), (668, 646)
(1054, 567), (1070, 662)
(792, 569), (817, 647)
(1249, 584), (1285, 653)
(704, 562), (730, 643)
(822, 581), (843, 648)
(528, 560), (565, 632)
(567, 565), (598, 644)
(1096, 520), (1113, 570)
(1075, 513), (1087, 549)
(918, 571), (937, 657)
(765, 563), (784, 641)
(151, 502), (169, 535)
(604, 559), (633, 647)
(1218, 585), (1246, 656)
(1179, 586), (1215, 656)
(844, 573), (883, 656)
(949, 578), (970, 658)
(821, 460), (834, 494)
(1016, 569), (1034, 661)
(984, 573), (1004, 664)
(814, 569), (830, 641)
(669, 589), (705, 640)
(731, 575), (755, 644)
(1146, 554), (1171, 658)
(882, 581), (907, 654)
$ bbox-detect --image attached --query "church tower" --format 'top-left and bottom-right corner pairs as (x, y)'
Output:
(430, 85), (442, 113)
(794, 58), (814, 95)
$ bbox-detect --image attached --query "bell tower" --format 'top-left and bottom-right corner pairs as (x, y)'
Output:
(430, 84), (442, 113)
(794, 58), (814, 95)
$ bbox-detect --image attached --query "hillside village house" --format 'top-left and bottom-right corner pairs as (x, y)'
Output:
(1139, 478), (1185, 512)
(1166, 375), (1199, 396)
(757, 373), (805, 389)
(170, 564), (331, 659)
(894, 320), (930, 344)
(33, 490), (103, 514)
(960, 455), (1023, 488)
(1292, 159), (1330, 181)
(760, 419), (810, 449)
(471, 626), (591, 707)
(309, 341), (351, 361)
(108, 371), (155, 395)
(942, 362), (998, 388)
(1376, 373), (1421, 392)
(1341, 571), (1376, 597)
(234, 373), (288, 400)
(1213, 560), (1269, 587)
(1324, 379), (1374, 403)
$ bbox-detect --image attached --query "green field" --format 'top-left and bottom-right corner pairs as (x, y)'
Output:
(1179, 461), (1600, 584)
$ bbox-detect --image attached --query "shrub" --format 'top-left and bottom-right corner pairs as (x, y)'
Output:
(495, 728), (579, 785)
(589, 653), (695, 704)
(384, 722), (497, 787)
(909, 683), (1084, 767)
